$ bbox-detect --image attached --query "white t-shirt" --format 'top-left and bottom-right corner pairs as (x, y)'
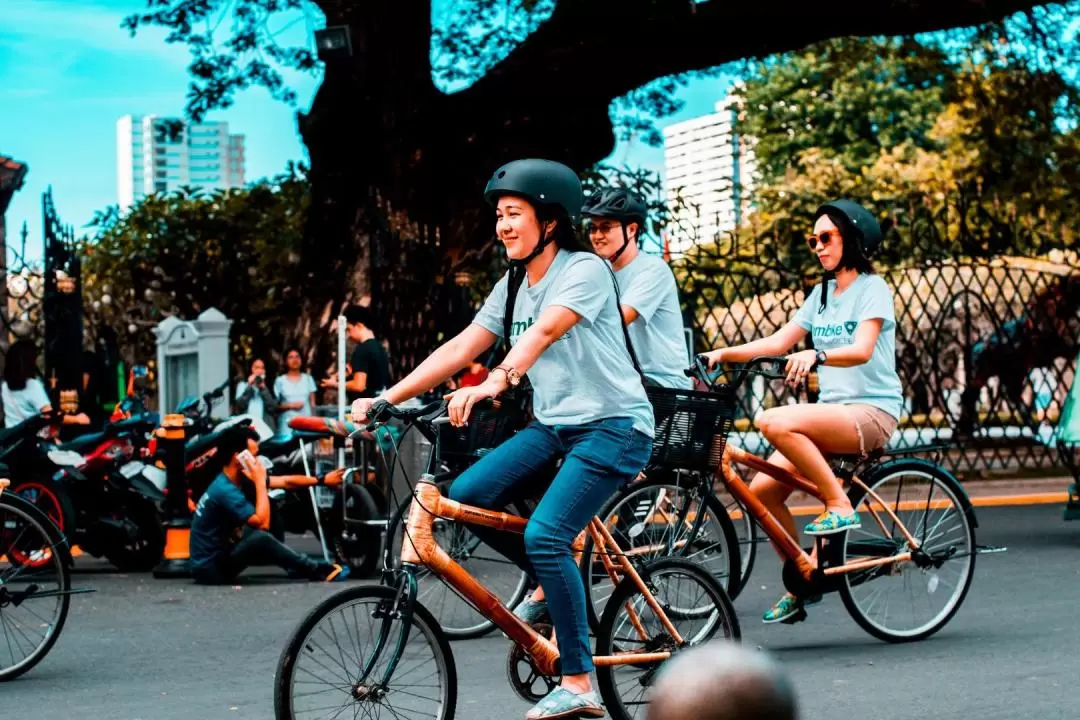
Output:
(2, 378), (52, 428)
(273, 373), (317, 435)
(793, 274), (904, 420)
(473, 250), (655, 438)
(615, 253), (693, 389)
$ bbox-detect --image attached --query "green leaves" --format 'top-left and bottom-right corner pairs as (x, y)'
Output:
(735, 31), (1080, 253)
(81, 164), (311, 364)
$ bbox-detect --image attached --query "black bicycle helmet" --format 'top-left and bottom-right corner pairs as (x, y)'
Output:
(815, 199), (883, 258)
(582, 187), (647, 225)
(484, 159), (584, 225)
(581, 187), (648, 264)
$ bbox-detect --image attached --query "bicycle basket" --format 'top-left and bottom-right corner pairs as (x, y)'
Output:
(438, 390), (531, 467)
(645, 384), (738, 474)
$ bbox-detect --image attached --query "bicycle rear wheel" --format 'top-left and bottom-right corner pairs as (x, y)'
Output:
(0, 492), (73, 681)
(594, 557), (740, 720)
(832, 458), (977, 643)
(274, 584), (457, 720)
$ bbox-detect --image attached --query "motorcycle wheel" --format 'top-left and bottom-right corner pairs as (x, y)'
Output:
(328, 484), (383, 578)
(102, 495), (166, 572)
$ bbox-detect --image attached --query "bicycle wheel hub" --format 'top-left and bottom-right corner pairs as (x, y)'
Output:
(351, 682), (386, 701)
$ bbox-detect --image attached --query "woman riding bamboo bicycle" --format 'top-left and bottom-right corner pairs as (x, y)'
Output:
(351, 159), (654, 719)
(702, 199), (903, 624)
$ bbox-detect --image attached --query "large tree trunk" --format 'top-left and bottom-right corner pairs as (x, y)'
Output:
(294, 0), (1050, 372)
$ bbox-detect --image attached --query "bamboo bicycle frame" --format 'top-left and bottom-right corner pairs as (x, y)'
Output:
(399, 480), (688, 677)
(717, 445), (921, 580)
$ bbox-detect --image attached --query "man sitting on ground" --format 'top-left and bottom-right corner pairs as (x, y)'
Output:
(189, 426), (349, 584)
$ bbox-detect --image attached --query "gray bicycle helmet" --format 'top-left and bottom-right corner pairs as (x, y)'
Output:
(582, 187), (647, 225)
(484, 159), (584, 225)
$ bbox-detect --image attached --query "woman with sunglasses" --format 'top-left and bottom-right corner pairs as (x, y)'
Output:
(702, 199), (902, 624)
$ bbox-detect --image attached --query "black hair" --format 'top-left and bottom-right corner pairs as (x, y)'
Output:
(822, 210), (875, 275)
(3, 340), (41, 391)
(283, 345), (305, 370)
(814, 210), (875, 313)
(220, 423), (261, 460)
(343, 304), (375, 330)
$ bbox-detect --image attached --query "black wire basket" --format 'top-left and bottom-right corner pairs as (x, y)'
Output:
(438, 389), (532, 469)
(645, 384), (739, 475)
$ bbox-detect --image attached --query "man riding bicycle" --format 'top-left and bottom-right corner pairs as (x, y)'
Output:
(582, 187), (692, 390)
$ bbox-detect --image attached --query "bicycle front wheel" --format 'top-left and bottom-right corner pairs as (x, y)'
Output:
(580, 474), (740, 632)
(0, 491), (73, 681)
(595, 557), (741, 720)
(274, 584), (457, 720)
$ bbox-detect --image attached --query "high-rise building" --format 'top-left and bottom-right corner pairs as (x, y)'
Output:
(116, 115), (246, 210)
(662, 92), (755, 250)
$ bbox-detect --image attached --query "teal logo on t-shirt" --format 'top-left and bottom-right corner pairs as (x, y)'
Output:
(812, 323), (855, 338)
(511, 318), (535, 338)
(510, 316), (570, 343)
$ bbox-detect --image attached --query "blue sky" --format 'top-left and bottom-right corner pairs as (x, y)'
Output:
(0, 0), (734, 265)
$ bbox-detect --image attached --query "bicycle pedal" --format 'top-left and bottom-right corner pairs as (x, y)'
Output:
(780, 608), (808, 625)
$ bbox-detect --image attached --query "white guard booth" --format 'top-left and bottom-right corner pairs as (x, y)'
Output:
(152, 308), (233, 418)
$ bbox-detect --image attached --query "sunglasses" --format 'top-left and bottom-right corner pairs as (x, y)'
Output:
(585, 220), (619, 235)
(806, 229), (841, 250)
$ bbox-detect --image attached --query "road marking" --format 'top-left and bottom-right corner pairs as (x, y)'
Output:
(727, 491), (1070, 519)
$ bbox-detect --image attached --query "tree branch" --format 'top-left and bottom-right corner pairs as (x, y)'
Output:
(467, 0), (1059, 109)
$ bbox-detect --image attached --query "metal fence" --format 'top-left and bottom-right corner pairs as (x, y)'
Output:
(672, 221), (1079, 481)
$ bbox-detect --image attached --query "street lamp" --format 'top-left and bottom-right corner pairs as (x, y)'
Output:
(315, 26), (352, 61)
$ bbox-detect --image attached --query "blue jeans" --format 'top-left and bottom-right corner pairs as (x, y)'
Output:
(449, 418), (652, 676)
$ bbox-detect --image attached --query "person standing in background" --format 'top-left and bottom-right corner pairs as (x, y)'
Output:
(322, 305), (391, 403)
(274, 347), (317, 435)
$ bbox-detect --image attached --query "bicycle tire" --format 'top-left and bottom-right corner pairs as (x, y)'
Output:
(723, 493), (757, 589)
(580, 474), (741, 633)
(831, 458), (977, 643)
(594, 557), (741, 720)
(274, 584), (457, 720)
(0, 492), (74, 681)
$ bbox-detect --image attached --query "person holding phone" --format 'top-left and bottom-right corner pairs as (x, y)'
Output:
(188, 427), (350, 585)
(234, 358), (277, 429)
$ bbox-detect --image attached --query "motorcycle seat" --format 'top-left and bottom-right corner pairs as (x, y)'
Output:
(260, 433), (299, 458)
(59, 431), (107, 453)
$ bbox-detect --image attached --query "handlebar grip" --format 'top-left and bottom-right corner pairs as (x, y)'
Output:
(748, 356), (791, 380)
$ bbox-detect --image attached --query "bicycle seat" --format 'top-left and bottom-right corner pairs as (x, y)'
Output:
(828, 447), (886, 468)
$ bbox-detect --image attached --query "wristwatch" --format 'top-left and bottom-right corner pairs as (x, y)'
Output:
(815, 350), (828, 368)
(495, 365), (521, 387)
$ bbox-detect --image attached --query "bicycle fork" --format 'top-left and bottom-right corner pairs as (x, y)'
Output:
(352, 567), (419, 698)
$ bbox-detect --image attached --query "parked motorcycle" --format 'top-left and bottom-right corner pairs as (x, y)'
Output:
(5, 410), (167, 571)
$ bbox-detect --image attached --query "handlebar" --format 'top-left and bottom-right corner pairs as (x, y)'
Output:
(685, 355), (794, 390)
(360, 398), (450, 436)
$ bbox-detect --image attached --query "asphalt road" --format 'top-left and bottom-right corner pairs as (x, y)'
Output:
(4, 504), (1078, 720)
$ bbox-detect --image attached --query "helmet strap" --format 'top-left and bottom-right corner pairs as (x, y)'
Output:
(510, 221), (554, 269)
(608, 222), (633, 265)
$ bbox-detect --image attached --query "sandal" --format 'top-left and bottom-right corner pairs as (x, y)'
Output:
(525, 687), (605, 719)
(763, 592), (822, 624)
(804, 509), (861, 536)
